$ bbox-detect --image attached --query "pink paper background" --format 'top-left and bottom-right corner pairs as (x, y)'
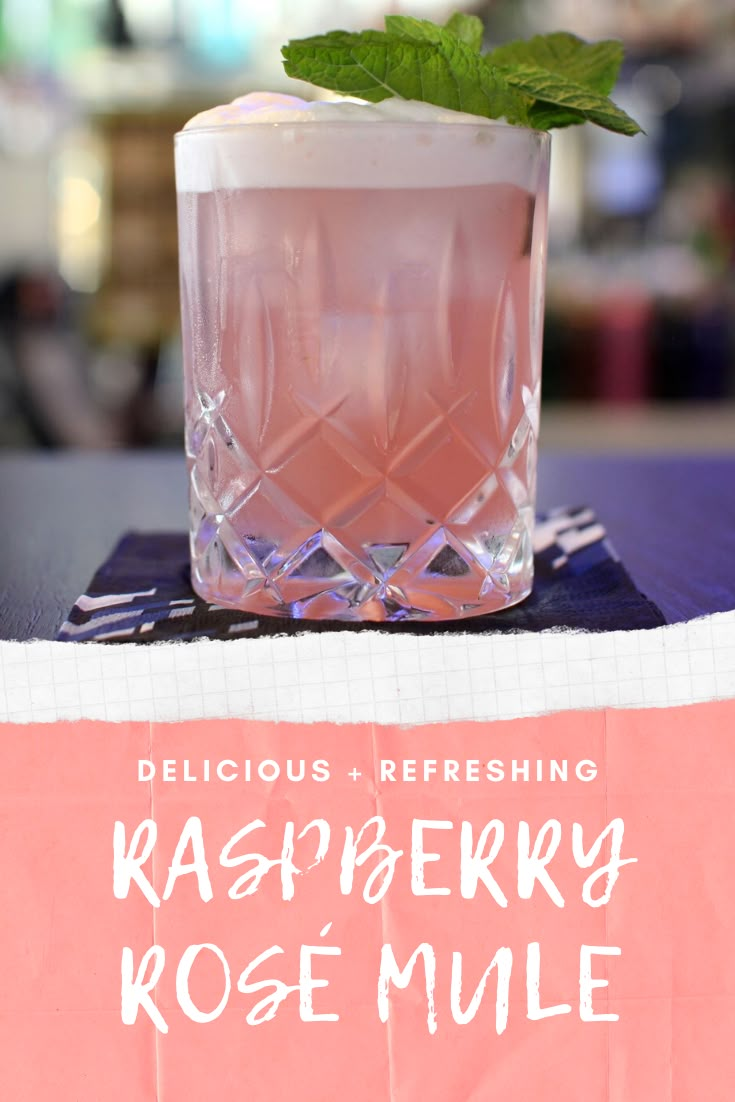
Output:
(1, 701), (734, 1100)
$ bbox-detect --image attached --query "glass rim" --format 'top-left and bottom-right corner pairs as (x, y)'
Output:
(174, 119), (552, 143)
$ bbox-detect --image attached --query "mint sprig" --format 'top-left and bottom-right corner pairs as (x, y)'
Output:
(488, 31), (629, 131)
(281, 14), (641, 136)
(281, 29), (528, 125)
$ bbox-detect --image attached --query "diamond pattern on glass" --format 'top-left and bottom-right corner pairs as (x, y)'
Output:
(182, 178), (546, 620)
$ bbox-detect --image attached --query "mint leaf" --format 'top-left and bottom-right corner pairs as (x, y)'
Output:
(526, 101), (586, 131)
(383, 16), (445, 44)
(489, 32), (624, 96)
(503, 64), (641, 136)
(383, 13), (484, 53)
(282, 29), (528, 123)
(489, 31), (630, 131)
(280, 14), (642, 137)
(444, 12), (484, 52)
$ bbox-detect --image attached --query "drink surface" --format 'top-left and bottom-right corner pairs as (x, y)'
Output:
(175, 93), (548, 194)
(179, 178), (545, 621)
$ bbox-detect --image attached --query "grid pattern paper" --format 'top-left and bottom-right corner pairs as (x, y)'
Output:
(1, 610), (734, 724)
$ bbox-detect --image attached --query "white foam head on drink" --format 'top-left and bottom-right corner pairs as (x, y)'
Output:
(175, 92), (547, 192)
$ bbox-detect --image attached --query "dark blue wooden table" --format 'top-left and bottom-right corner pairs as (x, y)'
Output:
(0, 451), (733, 639)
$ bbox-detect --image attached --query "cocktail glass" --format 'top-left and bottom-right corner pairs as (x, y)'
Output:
(175, 118), (550, 621)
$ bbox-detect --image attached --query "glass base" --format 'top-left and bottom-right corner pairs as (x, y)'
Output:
(190, 524), (534, 623)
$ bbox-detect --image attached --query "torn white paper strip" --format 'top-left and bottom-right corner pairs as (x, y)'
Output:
(0, 610), (733, 725)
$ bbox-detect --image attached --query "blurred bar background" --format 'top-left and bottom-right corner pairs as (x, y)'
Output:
(0, 0), (733, 451)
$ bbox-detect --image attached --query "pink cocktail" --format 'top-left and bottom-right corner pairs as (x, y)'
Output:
(175, 105), (550, 621)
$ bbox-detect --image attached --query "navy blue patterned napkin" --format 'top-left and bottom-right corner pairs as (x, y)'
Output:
(57, 507), (664, 642)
